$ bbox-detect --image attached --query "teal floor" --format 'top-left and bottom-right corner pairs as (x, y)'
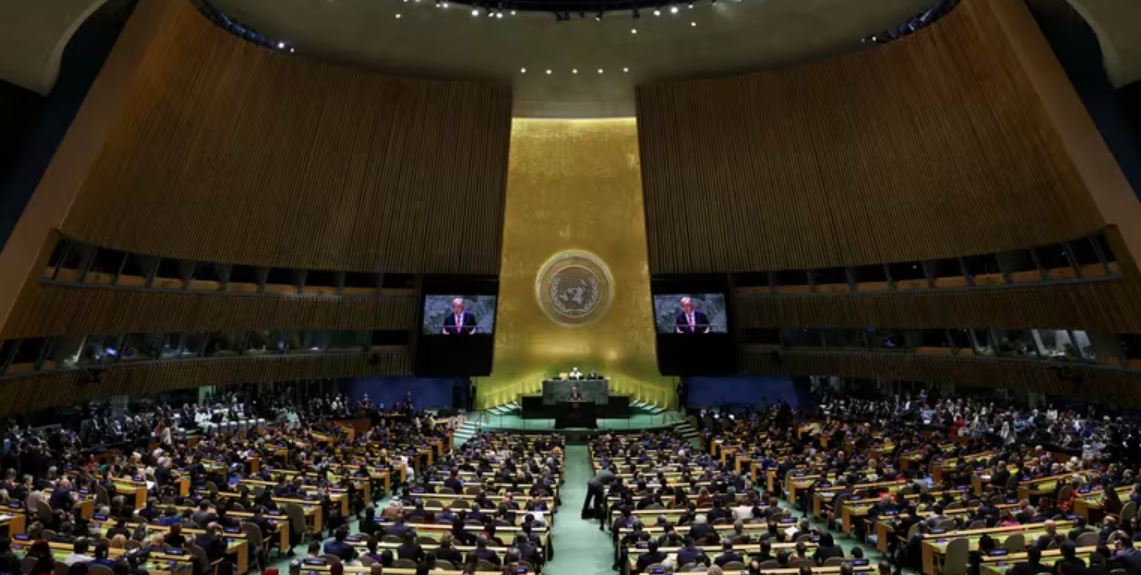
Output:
(543, 445), (615, 575)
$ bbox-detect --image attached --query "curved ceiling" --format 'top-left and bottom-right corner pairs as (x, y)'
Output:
(208, 0), (936, 117)
(0, 0), (109, 94)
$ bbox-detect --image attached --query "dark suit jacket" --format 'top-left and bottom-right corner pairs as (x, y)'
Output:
(442, 311), (478, 335)
(675, 311), (711, 334)
(196, 534), (228, 563)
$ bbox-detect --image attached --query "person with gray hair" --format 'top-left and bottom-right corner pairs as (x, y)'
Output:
(675, 296), (711, 334)
(442, 297), (477, 335)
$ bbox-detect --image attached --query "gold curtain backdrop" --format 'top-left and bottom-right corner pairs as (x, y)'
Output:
(479, 118), (674, 409)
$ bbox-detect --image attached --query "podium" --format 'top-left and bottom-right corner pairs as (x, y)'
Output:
(555, 401), (597, 429)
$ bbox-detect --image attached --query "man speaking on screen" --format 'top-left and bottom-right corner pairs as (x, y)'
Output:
(441, 297), (478, 335)
(674, 296), (711, 334)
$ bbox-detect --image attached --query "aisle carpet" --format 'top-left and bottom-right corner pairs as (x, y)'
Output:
(545, 444), (615, 575)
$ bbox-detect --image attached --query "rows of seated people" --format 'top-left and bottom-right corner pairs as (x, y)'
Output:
(0, 394), (454, 575)
(684, 391), (1141, 575)
(297, 432), (564, 575)
(585, 430), (869, 575)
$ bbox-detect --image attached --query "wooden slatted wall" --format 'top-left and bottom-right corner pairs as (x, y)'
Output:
(636, 0), (1104, 273)
(61, 0), (512, 275)
(2, 286), (418, 338)
(0, 350), (410, 418)
(740, 349), (1141, 406)
(735, 281), (1141, 332)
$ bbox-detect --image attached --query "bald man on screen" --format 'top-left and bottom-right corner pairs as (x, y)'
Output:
(674, 297), (711, 334)
(441, 298), (478, 335)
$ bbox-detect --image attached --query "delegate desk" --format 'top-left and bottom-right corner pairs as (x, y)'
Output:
(920, 521), (1073, 575)
(89, 518), (252, 575)
(12, 537), (194, 575)
(0, 511), (26, 536)
(1073, 485), (1131, 520)
(625, 542), (827, 573)
(297, 563), (499, 575)
(872, 502), (1021, 553)
(979, 546), (1098, 575)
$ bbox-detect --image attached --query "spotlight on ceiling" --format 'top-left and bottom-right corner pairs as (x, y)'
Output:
(595, 10), (603, 21)
(471, 8), (479, 16)
(669, 5), (679, 14)
(653, 7), (661, 15)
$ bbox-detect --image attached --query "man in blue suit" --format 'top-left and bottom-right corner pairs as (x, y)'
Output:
(441, 298), (478, 335)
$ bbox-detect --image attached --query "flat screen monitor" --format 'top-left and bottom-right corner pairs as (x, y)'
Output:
(652, 293), (728, 334)
(415, 276), (498, 377)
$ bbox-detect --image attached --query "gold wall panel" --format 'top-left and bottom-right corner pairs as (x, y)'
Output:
(479, 118), (673, 409)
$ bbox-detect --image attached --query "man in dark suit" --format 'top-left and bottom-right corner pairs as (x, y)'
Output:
(441, 298), (478, 335)
(635, 542), (667, 573)
(714, 541), (744, 567)
(467, 536), (501, 566)
(674, 297), (711, 334)
(196, 524), (229, 563)
(1116, 535), (1141, 572)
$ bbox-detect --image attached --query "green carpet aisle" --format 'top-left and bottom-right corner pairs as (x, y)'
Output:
(546, 444), (615, 575)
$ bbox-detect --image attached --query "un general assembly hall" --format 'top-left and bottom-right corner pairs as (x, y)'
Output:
(4, 0), (1141, 574)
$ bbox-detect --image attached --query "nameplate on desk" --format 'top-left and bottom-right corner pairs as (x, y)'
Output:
(987, 549), (1008, 557)
(851, 559), (870, 566)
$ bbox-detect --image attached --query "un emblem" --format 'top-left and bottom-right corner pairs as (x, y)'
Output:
(535, 250), (614, 326)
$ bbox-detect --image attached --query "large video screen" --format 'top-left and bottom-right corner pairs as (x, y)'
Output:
(422, 295), (497, 335)
(653, 293), (728, 334)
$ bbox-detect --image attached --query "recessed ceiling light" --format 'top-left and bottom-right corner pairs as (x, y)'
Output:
(394, 13), (401, 18)
(690, 20), (697, 26)
(653, 8), (661, 15)
(510, 9), (516, 14)
(669, 5), (678, 14)
(597, 68), (604, 74)
(572, 68), (579, 74)
(623, 67), (629, 73)
(546, 69), (552, 75)
(276, 42), (286, 49)
(631, 27), (638, 34)
(520, 67), (527, 74)
(471, 8), (479, 15)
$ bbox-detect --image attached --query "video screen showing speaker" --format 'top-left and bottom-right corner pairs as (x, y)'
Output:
(415, 276), (497, 376)
(652, 294), (728, 334)
(652, 276), (736, 375)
